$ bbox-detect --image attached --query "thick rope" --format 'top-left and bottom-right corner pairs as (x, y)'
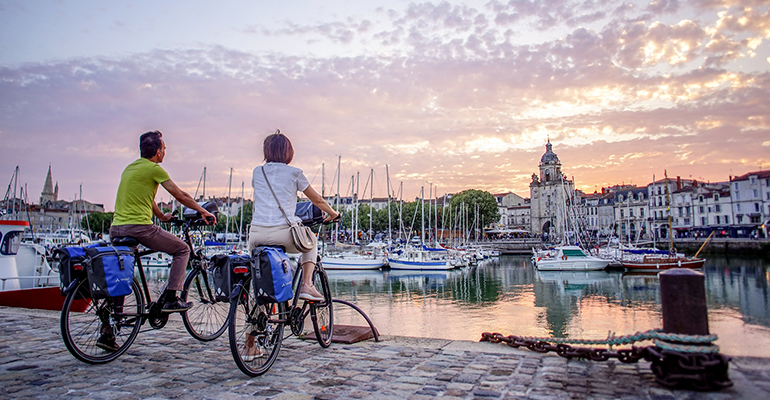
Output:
(482, 329), (720, 353)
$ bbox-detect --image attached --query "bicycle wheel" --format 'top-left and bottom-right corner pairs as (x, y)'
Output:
(310, 267), (334, 348)
(181, 266), (229, 341)
(227, 283), (284, 377)
(61, 278), (144, 364)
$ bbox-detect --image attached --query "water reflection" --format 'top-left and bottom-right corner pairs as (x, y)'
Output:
(324, 255), (770, 357)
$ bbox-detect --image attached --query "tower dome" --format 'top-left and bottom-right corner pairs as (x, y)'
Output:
(539, 139), (560, 165)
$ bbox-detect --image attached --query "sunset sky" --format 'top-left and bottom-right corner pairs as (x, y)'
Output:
(1, 0), (768, 211)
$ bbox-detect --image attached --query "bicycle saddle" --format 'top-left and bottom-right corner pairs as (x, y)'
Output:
(111, 236), (139, 247)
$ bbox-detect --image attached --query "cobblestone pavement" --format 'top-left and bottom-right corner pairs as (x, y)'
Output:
(1, 306), (768, 399)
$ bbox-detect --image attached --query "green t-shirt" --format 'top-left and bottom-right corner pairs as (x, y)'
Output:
(112, 158), (170, 226)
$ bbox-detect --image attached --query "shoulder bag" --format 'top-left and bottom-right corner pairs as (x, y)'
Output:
(261, 167), (317, 252)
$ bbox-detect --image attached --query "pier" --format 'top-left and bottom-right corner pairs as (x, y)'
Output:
(1, 306), (768, 399)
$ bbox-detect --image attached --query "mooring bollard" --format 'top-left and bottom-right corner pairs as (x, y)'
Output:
(651, 268), (732, 391)
(660, 268), (709, 335)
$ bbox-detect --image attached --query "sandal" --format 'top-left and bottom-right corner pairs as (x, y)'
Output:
(242, 344), (264, 362)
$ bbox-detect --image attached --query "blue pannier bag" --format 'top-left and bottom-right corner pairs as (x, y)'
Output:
(85, 245), (135, 299)
(250, 246), (293, 304)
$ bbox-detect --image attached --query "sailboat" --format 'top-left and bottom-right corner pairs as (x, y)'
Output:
(388, 185), (452, 270)
(322, 163), (385, 270)
(619, 172), (709, 271)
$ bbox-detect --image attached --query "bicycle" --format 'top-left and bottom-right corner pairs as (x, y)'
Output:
(60, 209), (228, 364)
(227, 221), (334, 376)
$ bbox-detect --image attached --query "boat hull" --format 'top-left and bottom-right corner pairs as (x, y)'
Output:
(535, 259), (610, 271)
(322, 256), (384, 270)
(621, 257), (705, 270)
(387, 258), (452, 270)
(0, 286), (91, 312)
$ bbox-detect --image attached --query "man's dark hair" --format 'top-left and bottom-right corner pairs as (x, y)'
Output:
(263, 129), (294, 164)
(140, 130), (163, 159)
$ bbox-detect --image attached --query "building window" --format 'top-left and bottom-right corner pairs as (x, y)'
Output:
(734, 182), (740, 191)
(699, 195), (705, 202)
(724, 216), (729, 224)
(755, 203), (760, 212)
(620, 210), (625, 219)
(736, 191), (741, 200)
(701, 217), (707, 225)
(699, 206), (704, 213)
(753, 189), (759, 198)
(737, 204), (741, 212)
(750, 177), (756, 184)
(640, 209), (644, 218)
(715, 204), (721, 212)
(713, 194), (719, 201)
(716, 215), (721, 224)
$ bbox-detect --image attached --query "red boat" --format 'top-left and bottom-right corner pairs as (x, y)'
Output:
(620, 254), (706, 270)
(0, 220), (89, 311)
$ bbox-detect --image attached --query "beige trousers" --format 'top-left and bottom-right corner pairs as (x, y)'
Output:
(247, 225), (317, 264)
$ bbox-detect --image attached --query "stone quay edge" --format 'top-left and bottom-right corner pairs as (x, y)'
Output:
(1, 306), (768, 399)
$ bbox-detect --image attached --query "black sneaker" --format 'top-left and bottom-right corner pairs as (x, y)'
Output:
(96, 334), (119, 352)
(162, 296), (193, 313)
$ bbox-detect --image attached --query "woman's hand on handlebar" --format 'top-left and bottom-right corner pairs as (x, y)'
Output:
(323, 211), (341, 224)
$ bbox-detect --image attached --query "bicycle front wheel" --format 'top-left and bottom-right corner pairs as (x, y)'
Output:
(310, 267), (334, 348)
(60, 278), (144, 364)
(181, 267), (229, 341)
(227, 283), (284, 377)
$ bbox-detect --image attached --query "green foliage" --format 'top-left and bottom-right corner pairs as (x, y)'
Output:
(214, 202), (252, 234)
(448, 189), (500, 229)
(80, 212), (114, 233)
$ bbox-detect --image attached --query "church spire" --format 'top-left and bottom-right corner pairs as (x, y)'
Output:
(40, 164), (56, 205)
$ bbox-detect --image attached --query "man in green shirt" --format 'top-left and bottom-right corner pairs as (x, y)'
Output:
(109, 130), (216, 326)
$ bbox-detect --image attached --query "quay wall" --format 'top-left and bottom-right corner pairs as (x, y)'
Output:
(662, 238), (770, 257)
(487, 238), (770, 257)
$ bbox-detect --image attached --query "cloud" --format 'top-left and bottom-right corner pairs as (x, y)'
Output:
(1, 1), (768, 209)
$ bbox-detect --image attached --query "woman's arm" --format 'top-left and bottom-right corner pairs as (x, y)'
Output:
(302, 185), (340, 221)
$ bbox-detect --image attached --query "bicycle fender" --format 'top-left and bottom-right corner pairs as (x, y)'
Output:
(63, 278), (80, 295)
(228, 283), (244, 300)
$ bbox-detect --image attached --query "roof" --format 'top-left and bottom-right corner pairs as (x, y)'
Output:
(731, 170), (770, 182)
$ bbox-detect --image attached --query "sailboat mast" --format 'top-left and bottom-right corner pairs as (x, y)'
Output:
(420, 186), (425, 246)
(336, 156), (341, 245)
(239, 181), (244, 248)
(369, 168), (373, 243)
(665, 170), (674, 252)
(225, 168), (232, 243)
(386, 164), (392, 247)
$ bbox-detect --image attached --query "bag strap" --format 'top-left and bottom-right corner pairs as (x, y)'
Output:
(261, 166), (293, 227)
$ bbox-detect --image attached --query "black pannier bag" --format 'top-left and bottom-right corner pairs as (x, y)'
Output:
(85, 245), (135, 299)
(183, 200), (220, 221)
(210, 254), (250, 301)
(250, 246), (294, 304)
(295, 201), (323, 226)
(53, 246), (89, 296)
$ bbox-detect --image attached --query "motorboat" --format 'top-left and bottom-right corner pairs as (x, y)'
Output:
(532, 245), (610, 271)
(0, 220), (86, 311)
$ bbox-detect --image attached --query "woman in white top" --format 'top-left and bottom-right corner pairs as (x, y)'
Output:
(248, 130), (340, 301)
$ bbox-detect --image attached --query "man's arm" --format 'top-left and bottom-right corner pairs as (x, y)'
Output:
(152, 200), (168, 221)
(161, 179), (217, 224)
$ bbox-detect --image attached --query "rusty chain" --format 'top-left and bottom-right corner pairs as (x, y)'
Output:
(480, 331), (732, 391)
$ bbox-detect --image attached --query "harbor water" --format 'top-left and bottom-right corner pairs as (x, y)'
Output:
(325, 255), (770, 358)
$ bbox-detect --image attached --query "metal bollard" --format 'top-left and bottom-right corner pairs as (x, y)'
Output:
(660, 268), (709, 335)
(650, 268), (732, 391)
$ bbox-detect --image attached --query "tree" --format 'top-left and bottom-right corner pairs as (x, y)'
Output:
(80, 212), (114, 234)
(449, 189), (500, 232)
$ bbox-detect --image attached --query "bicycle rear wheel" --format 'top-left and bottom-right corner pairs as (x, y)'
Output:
(181, 266), (229, 341)
(310, 267), (334, 348)
(227, 283), (284, 376)
(60, 278), (144, 364)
